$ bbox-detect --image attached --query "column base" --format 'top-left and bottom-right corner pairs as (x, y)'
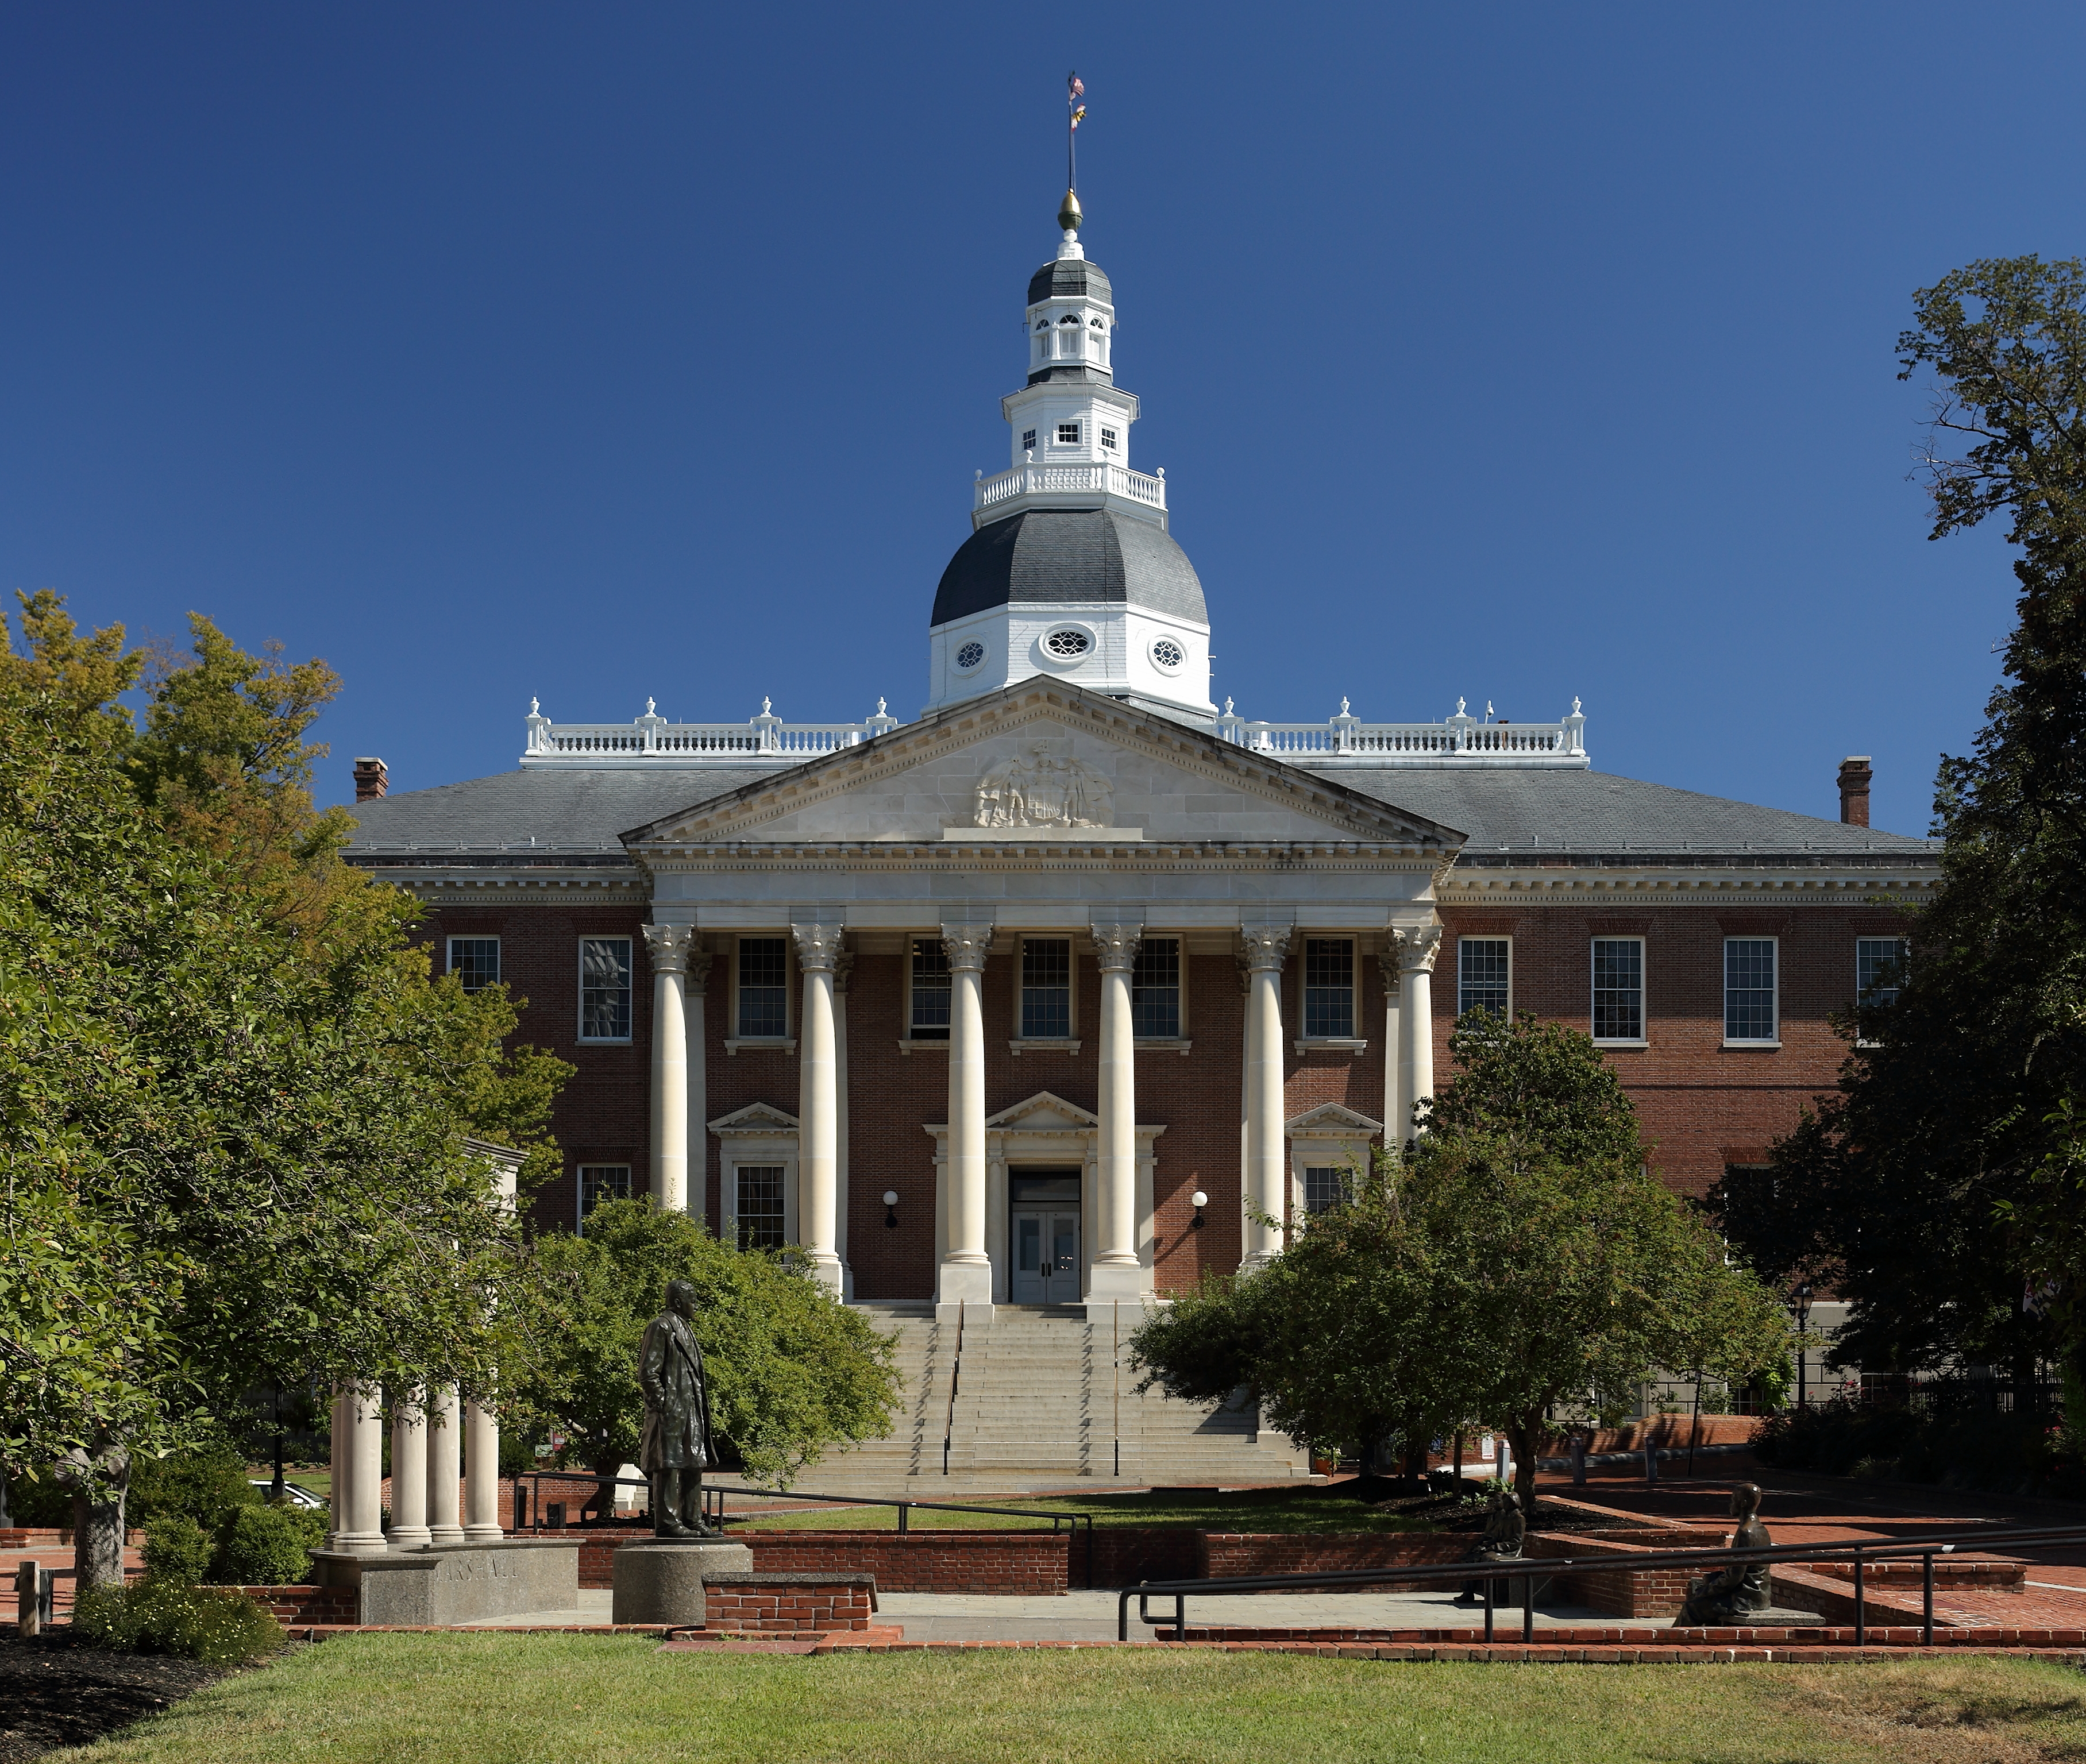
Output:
(387, 1527), (433, 1552)
(328, 1534), (389, 1557)
(804, 1250), (845, 1295)
(427, 1526), (465, 1548)
(935, 1257), (993, 1313)
(462, 1523), (504, 1543)
(1085, 1260), (1149, 1303)
(1237, 1250), (1277, 1274)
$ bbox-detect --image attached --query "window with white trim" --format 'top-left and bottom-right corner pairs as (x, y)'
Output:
(448, 937), (500, 993)
(1132, 937), (1181, 1038)
(1591, 939), (1644, 1042)
(579, 937), (632, 1041)
(1302, 1167), (1347, 1215)
(1100, 426), (1117, 451)
(577, 1164), (631, 1230)
(1724, 939), (1777, 1043)
(1021, 937), (1073, 1039)
(909, 939), (951, 1040)
(1857, 937), (1907, 1010)
(1457, 938), (1510, 1018)
(735, 1166), (787, 1251)
(737, 937), (790, 1039)
(1056, 422), (1080, 445)
(1021, 428), (1037, 451)
(1302, 939), (1355, 1039)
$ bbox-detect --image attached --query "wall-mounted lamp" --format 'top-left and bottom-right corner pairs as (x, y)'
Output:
(1190, 1190), (1209, 1230)
(883, 1190), (900, 1229)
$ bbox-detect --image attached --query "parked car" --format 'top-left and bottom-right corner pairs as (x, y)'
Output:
(250, 1479), (328, 1510)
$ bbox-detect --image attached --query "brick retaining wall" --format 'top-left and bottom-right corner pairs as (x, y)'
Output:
(702, 1573), (876, 1634)
(1196, 1533), (1478, 1581)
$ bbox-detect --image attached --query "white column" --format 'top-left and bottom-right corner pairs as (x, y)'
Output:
(642, 924), (696, 1213)
(1397, 925), (1443, 1141)
(1377, 948), (1406, 1151)
(387, 1392), (431, 1550)
(426, 1383), (464, 1546)
(327, 1389), (348, 1549)
(686, 946), (712, 1218)
(833, 949), (854, 1298)
(1240, 927), (1292, 1271)
(462, 1398), (502, 1541)
(1089, 924), (1144, 1300)
(335, 1384), (386, 1554)
(791, 924), (846, 1292)
(939, 924), (996, 1314)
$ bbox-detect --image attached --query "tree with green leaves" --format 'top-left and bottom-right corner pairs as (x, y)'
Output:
(2, 593), (571, 1584)
(1713, 257), (2086, 1407)
(1135, 1012), (1788, 1515)
(502, 1198), (900, 1491)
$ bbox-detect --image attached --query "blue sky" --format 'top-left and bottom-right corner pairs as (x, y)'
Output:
(5, 3), (2081, 836)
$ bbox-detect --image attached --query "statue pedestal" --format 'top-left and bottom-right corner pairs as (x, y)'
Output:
(611, 1539), (754, 1626)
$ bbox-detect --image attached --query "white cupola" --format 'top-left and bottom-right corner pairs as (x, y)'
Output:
(924, 190), (1214, 722)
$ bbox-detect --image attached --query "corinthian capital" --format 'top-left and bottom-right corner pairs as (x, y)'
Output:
(831, 947), (856, 994)
(642, 922), (696, 975)
(1395, 924), (1444, 974)
(684, 948), (714, 994)
(1089, 922), (1143, 972)
(1239, 925), (1293, 972)
(791, 922), (847, 973)
(940, 923), (997, 972)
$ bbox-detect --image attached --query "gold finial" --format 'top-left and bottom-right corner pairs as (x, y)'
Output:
(1058, 187), (1083, 232)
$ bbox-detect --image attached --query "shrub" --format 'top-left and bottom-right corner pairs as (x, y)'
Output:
(142, 1515), (213, 1585)
(210, 1504), (314, 1586)
(129, 1435), (261, 1535)
(73, 1580), (283, 1665)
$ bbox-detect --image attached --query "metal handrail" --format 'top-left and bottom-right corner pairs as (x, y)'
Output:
(1115, 1520), (2086, 1646)
(505, 1468), (1098, 1588)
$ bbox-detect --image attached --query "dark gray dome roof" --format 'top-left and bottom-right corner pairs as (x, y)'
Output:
(931, 509), (1206, 628)
(1027, 256), (1112, 308)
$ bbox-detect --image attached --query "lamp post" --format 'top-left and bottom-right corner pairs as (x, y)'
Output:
(882, 1190), (899, 1229)
(1190, 1190), (1208, 1230)
(1790, 1281), (1814, 1411)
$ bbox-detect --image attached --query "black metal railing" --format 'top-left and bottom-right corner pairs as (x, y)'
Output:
(507, 1470), (1098, 1588)
(1116, 1520), (2086, 1645)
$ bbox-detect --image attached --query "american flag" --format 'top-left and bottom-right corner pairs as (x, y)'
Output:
(1068, 73), (1084, 99)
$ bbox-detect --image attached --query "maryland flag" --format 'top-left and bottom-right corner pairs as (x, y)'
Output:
(1070, 104), (1086, 130)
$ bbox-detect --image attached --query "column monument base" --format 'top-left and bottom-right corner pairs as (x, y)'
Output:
(611, 1539), (755, 1626)
(1085, 1261), (1149, 1303)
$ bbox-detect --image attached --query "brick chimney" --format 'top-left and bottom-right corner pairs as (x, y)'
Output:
(353, 757), (388, 803)
(1837, 756), (1872, 827)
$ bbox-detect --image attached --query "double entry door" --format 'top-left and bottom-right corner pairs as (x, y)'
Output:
(1008, 1168), (1082, 1305)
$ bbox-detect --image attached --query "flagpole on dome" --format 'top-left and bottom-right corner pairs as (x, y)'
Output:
(1062, 71), (1086, 236)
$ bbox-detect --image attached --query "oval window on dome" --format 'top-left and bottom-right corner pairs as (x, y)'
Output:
(1043, 628), (1092, 661)
(1149, 636), (1186, 673)
(955, 640), (986, 671)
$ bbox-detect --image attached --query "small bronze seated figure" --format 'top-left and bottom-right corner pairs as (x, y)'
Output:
(1675, 1483), (1822, 1627)
(1453, 1484), (1528, 1605)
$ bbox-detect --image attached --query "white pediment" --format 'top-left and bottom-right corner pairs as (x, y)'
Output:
(1286, 1102), (1385, 1137)
(986, 1092), (1098, 1132)
(626, 686), (1456, 850)
(708, 1101), (800, 1136)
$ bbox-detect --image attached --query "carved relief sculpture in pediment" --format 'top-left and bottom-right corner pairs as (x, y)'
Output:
(974, 737), (1115, 829)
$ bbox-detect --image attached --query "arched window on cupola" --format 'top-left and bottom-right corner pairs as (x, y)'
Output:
(1057, 313), (1082, 362)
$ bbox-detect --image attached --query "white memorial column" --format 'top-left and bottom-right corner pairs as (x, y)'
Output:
(792, 924), (846, 1292)
(426, 1384), (464, 1546)
(337, 1384), (386, 1553)
(685, 945), (712, 1217)
(939, 924), (996, 1313)
(1397, 925), (1443, 1141)
(387, 1391), (431, 1550)
(1240, 927), (1292, 1271)
(642, 924), (696, 1213)
(833, 948), (854, 1297)
(462, 1397), (502, 1541)
(1089, 924), (1145, 1300)
(326, 1389), (348, 1548)
(1376, 948), (1406, 1152)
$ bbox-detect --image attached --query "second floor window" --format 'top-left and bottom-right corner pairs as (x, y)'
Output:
(1857, 937), (1908, 1010)
(448, 937), (500, 993)
(1458, 938), (1510, 1018)
(909, 939), (951, 1040)
(1021, 937), (1072, 1039)
(1132, 937), (1181, 1038)
(1725, 939), (1777, 1043)
(1302, 938), (1355, 1039)
(577, 1164), (631, 1230)
(579, 937), (631, 1040)
(1591, 939), (1643, 1042)
(737, 937), (789, 1038)
(736, 1167), (786, 1251)
(1302, 1167), (1347, 1215)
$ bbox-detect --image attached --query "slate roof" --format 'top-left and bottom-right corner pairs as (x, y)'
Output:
(931, 508), (1208, 627)
(1321, 767), (1937, 863)
(1027, 256), (1113, 308)
(340, 767), (778, 859)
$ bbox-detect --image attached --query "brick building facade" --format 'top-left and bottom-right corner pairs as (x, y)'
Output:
(342, 198), (1937, 1319)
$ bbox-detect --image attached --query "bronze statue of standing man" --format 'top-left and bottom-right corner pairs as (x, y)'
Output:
(639, 1278), (717, 1537)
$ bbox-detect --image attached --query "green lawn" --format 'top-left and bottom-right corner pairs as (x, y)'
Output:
(720, 1485), (1445, 1534)
(52, 1634), (2086, 1764)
